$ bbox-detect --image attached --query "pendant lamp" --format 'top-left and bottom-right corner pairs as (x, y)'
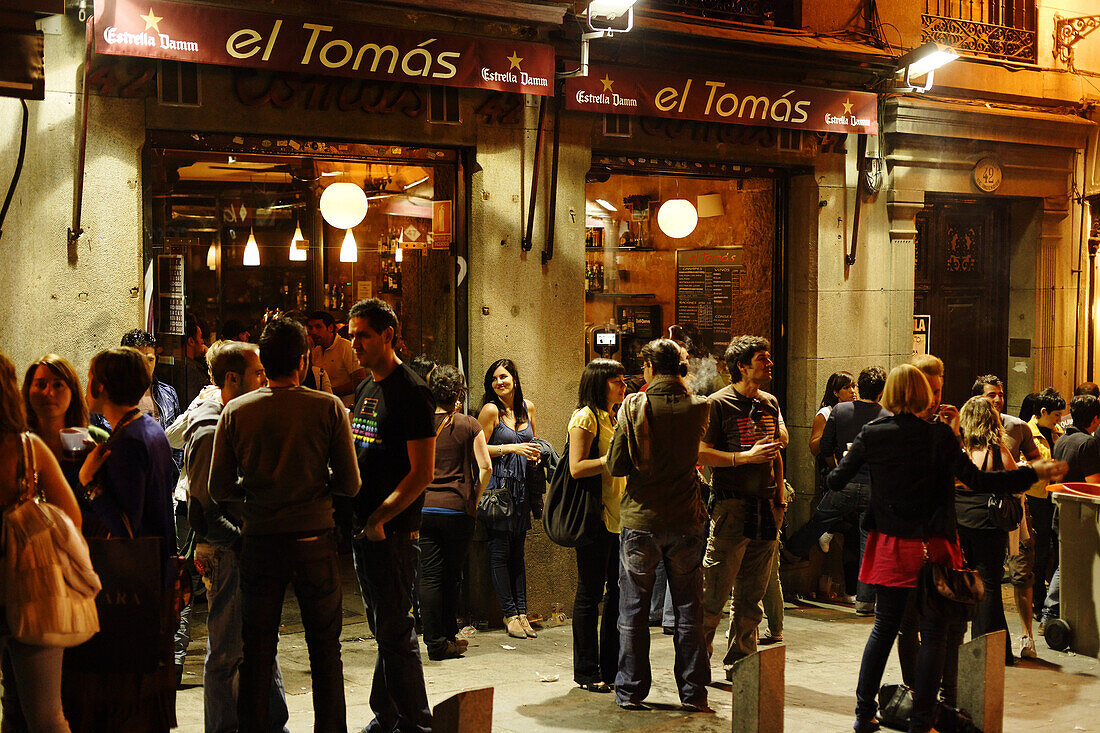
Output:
(206, 242), (217, 270)
(289, 221), (307, 261)
(243, 228), (260, 266)
(339, 229), (358, 262)
(320, 183), (368, 229)
(657, 199), (698, 239)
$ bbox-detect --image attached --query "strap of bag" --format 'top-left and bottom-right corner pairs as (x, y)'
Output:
(435, 412), (453, 439)
(18, 432), (38, 503)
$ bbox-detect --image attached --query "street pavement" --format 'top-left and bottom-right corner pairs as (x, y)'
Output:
(175, 561), (1100, 732)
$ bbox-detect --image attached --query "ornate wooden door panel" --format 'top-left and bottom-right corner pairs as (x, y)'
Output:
(914, 198), (1009, 409)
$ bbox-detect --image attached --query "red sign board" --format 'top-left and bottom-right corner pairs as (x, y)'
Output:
(565, 65), (877, 134)
(93, 0), (555, 96)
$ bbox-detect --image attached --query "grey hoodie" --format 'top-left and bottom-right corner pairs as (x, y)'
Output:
(184, 397), (242, 549)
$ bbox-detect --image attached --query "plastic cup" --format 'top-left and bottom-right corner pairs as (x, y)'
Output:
(60, 427), (91, 461)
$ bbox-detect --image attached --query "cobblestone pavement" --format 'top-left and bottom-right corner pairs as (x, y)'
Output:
(175, 566), (1100, 732)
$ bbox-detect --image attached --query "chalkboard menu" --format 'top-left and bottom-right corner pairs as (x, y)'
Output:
(157, 254), (186, 336)
(675, 248), (744, 348)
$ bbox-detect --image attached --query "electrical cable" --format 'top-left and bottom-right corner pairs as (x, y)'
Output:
(0, 99), (29, 243)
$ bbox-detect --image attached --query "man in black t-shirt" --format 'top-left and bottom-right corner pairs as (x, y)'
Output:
(787, 366), (889, 615)
(348, 298), (436, 733)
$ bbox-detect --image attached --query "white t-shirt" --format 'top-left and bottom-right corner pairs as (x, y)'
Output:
(312, 336), (360, 406)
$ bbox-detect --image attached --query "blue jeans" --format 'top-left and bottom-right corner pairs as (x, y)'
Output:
(788, 481), (874, 604)
(615, 527), (709, 708)
(196, 543), (289, 733)
(649, 560), (675, 627)
(352, 533), (432, 733)
(240, 530), (346, 733)
(856, 585), (947, 733)
(572, 526), (620, 685)
(486, 528), (527, 617)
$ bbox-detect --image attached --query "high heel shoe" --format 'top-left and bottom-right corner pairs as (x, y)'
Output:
(504, 615), (526, 638)
(518, 614), (538, 638)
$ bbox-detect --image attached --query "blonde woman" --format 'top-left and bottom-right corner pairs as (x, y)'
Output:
(956, 397), (1018, 667)
(830, 365), (1065, 733)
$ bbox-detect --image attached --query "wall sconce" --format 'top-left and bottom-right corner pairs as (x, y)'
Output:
(320, 183), (368, 229)
(243, 228), (260, 266)
(696, 193), (724, 218)
(558, 0), (638, 79)
(339, 229), (358, 263)
(657, 199), (698, 239)
(893, 43), (958, 93)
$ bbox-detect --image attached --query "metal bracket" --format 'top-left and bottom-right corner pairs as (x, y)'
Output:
(1054, 14), (1100, 68)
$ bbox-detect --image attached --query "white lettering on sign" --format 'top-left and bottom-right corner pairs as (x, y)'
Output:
(104, 26), (199, 53)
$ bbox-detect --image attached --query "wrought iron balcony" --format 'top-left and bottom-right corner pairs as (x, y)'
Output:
(646, 0), (794, 28)
(922, 0), (1037, 63)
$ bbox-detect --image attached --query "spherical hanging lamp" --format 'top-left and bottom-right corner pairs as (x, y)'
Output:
(320, 182), (368, 229)
(339, 229), (358, 263)
(657, 199), (698, 239)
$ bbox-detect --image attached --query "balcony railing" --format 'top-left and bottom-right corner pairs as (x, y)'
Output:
(646, 0), (794, 28)
(922, 0), (1037, 63)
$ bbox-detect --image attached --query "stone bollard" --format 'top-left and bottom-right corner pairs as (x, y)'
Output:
(956, 630), (1005, 733)
(431, 687), (494, 733)
(728, 644), (785, 733)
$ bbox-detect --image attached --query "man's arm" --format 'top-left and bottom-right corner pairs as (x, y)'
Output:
(187, 428), (241, 548)
(1019, 426), (1041, 462)
(362, 436), (435, 540)
(208, 412), (243, 504)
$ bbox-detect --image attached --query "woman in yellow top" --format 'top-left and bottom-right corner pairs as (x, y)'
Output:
(568, 358), (627, 693)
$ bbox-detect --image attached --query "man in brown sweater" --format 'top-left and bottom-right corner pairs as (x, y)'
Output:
(210, 317), (360, 733)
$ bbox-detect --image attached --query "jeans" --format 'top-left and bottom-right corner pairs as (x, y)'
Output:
(1042, 566), (1060, 621)
(958, 526), (1012, 663)
(761, 549), (783, 636)
(195, 543), (289, 733)
(788, 481), (874, 604)
(701, 498), (779, 663)
(0, 641), (68, 733)
(573, 527), (620, 685)
(240, 530), (346, 733)
(352, 533), (432, 733)
(174, 500), (194, 670)
(649, 560), (675, 627)
(856, 585), (947, 733)
(486, 528), (527, 617)
(418, 513), (475, 657)
(895, 588), (965, 703)
(616, 527), (710, 707)
(1027, 495), (1056, 615)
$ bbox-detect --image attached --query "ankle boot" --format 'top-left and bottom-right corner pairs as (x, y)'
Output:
(518, 613), (538, 638)
(504, 615), (526, 638)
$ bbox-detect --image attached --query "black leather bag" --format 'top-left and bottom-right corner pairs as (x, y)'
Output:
(543, 420), (603, 547)
(987, 494), (1024, 531)
(877, 684), (914, 730)
(477, 481), (515, 525)
(917, 543), (984, 623)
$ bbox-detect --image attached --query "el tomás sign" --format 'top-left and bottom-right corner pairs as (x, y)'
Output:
(93, 0), (555, 96)
(565, 65), (877, 134)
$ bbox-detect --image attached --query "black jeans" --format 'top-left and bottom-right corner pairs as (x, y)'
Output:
(572, 526), (620, 685)
(958, 525), (1011, 663)
(239, 529), (345, 733)
(788, 481), (874, 603)
(856, 585), (947, 733)
(487, 528), (527, 617)
(418, 512), (475, 656)
(1027, 495), (1057, 615)
(352, 533), (432, 733)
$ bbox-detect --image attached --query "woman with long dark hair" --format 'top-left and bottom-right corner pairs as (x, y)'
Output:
(477, 359), (540, 639)
(421, 365), (493, 661)
(0, 350), (84, 732)
(22, 355), (107, 484)
(809, 371), (856, 457)
(568, 358), (627, 693)
(832, 365), (1064, 733)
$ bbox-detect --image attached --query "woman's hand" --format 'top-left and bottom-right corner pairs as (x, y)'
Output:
(1030, 458), (1068, 483)
(515, 442), (541, 462)
(77, 444), (111, 487)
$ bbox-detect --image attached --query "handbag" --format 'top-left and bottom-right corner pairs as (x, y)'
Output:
(877, 683), (914, 730)
(477, 480), (515, 525)
(543, 415), (603, 547)
(987, 494), (1024, 532)
(917, 539), (984, 623)
(1, 434), (101, 647)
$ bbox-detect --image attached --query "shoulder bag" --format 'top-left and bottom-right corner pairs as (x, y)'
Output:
(983, 448), (1024, 531)
(543, 414), (602, 547)
(477, 419), (516, 525)
(917, 538), (984, 623)
(2, 433), (101, 647)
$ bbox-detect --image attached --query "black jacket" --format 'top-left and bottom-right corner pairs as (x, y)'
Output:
(828, 413), (1037, 539)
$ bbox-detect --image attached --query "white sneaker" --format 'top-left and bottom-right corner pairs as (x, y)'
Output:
(818, 532), (833, 554)
(1020, 634), (1038, 659)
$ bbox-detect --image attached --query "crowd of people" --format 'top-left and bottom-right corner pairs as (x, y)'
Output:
(0, 300), (1077, 733)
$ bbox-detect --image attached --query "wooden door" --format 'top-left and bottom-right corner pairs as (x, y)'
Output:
(914, 197), (1010, 409)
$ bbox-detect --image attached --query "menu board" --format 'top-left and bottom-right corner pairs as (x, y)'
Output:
(157, 254), (185, 336)
(675, 248), (744, 348)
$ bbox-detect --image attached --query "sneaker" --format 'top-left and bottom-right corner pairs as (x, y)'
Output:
(819, 532), (834, 554)
(1020, 634), (1038, 659)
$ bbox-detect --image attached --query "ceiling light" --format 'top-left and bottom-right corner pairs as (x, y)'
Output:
(596, 198), (617, 212)
(243, 229), (260, 266)
(339, 229), (358, 263)
(395, 246), (403, 263)
(206, 242), (217, 271)
(320, 183), (368, 229)
(657, 199), (698, 239)
(289, 221), (307, 261)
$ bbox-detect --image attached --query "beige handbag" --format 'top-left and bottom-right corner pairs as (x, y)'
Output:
(1, 434), (101, 647)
